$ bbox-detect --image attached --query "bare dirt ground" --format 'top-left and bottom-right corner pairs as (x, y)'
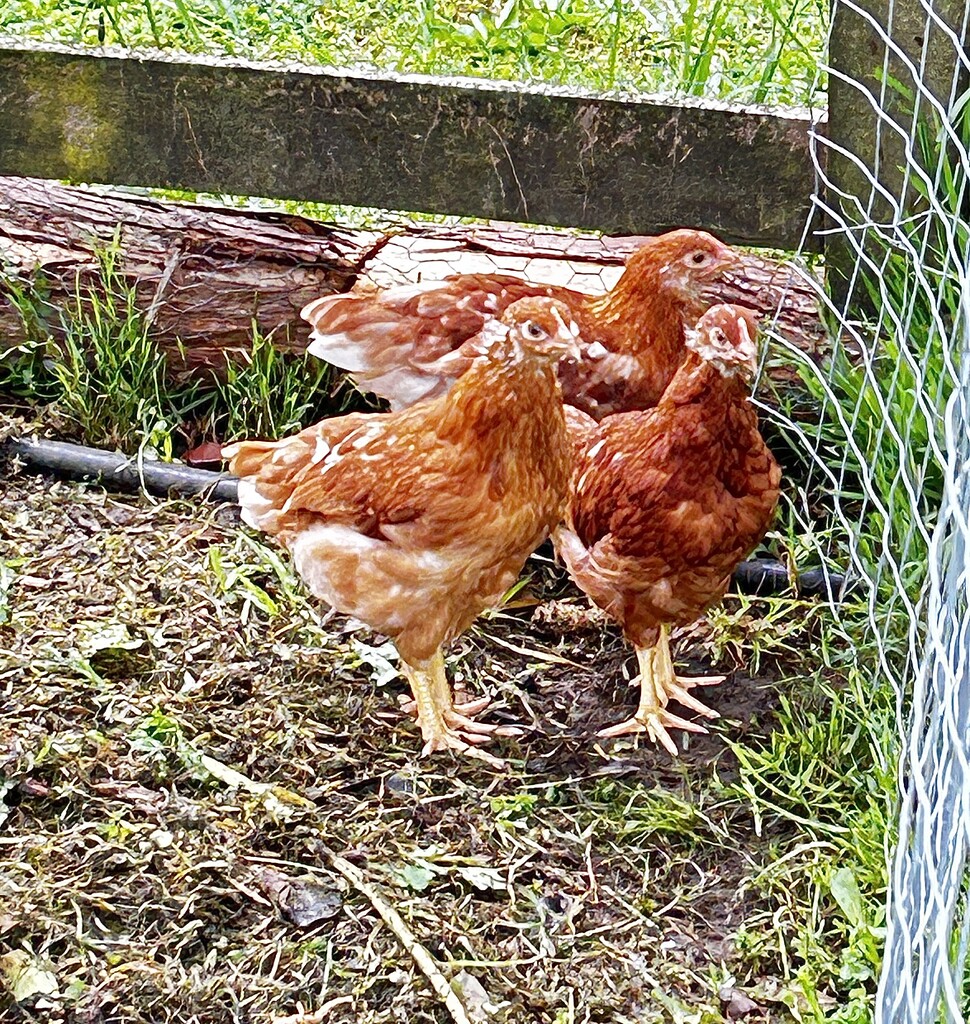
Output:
(0, 434), (806, 1024)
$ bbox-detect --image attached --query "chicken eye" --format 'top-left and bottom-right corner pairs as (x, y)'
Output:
(523, 321), (546, 340)
(689, 251), (711, 266)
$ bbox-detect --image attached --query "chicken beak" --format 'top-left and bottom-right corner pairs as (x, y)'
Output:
(550, 306), (583, 361)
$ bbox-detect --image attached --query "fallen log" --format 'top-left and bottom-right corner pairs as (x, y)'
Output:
(0, 177), (827, 379)
(5, 435), (845, 599)
(0, 176), (379, 371)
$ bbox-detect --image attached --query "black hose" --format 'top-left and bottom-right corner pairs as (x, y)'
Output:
(731, 556), (845, 599)
(4, 435), (846, 599)
(5, 435), (239, 503)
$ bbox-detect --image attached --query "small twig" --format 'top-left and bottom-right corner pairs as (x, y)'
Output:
(479, 629), (587, 669)
(145, 245), (183, 327)
(319, 844), (474, 1024)
(271, 995), (354, 1024)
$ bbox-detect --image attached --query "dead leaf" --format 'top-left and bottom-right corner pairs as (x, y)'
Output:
(351, 639), (400, 686)
(453, 865), (505, 891)
(77, 623), (145, 657)
(185, 441), (226, 466)
(719, 985), (760, 1018)
(0, 950), (59, 1002)
(452, 971), (499, 1023)
(253, 867), (343, 928)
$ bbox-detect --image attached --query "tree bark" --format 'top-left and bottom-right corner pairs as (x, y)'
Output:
(0, 176), (379, 372)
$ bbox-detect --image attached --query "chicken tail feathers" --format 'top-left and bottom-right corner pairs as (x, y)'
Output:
(223, 438), (281, 479)
(300, 287), (401, 374)
(223, 435), (318, 535)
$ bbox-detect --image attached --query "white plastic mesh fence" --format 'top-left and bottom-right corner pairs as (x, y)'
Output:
(760, 0), (970, 1018)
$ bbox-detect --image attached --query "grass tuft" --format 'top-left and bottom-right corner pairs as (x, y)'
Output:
(204, 325), (339, 443)
(2, 244), (200, 454)
(49, 251), (197, 456)
(2, 247), (363, 454)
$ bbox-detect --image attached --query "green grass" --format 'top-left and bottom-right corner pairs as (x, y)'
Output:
(1, 0), (826, 108)
(0, 244), (201, 454)
(739, 85), (970, 1024)
(0, 246), (361, 452)
(207, 325), (341, 444)
(725, 663), (893, 1023)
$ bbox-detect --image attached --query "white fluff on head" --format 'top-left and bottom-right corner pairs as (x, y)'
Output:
(684, 307), (758, 378)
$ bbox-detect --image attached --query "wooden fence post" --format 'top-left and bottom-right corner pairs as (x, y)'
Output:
(825, 0), (969, 305)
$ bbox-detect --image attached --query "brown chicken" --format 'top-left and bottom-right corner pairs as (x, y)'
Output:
(301, 229), (766, 420)
(554, 304), (781, 753)
(223, 297), (581, 766)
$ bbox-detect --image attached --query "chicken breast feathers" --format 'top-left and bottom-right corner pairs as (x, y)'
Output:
(557, 305), (781, 649)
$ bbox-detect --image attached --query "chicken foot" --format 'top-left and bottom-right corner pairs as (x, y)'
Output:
(653, 626), (724, 717)
(598, 627), (722, 755)
(401, 649), (521, 768)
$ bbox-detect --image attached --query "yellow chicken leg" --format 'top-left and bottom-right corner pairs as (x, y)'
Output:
(598, 627), (722, 754)
(653, 626), (723, 719)
(401, 649), (520, 768)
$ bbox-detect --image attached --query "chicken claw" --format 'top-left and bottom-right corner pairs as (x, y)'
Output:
(399, 692), (492, 719)
(420, 725), (509, 770)
(651, 630), (723, 720)
(598, 629), (722, 754)
(440, 709), (525, 738)
(598, 707), (708, 756)
(402, 651), (520, 768)
(664, 678), (723, 719)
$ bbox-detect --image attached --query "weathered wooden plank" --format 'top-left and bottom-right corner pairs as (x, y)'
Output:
(0, 39), (819, 249)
